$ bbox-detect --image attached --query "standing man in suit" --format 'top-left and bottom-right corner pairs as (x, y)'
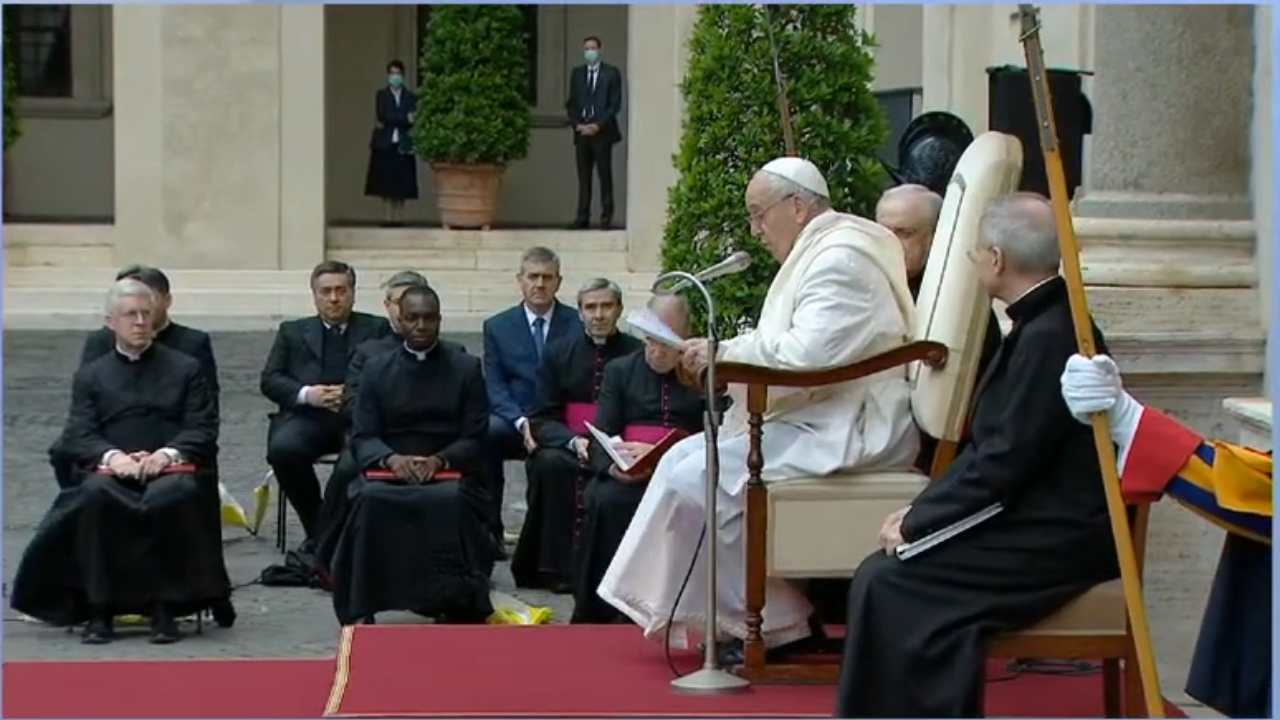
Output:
(260, 261), (390, 545)
(49, 264), (220, 490)
(482, 247), (583, 553)
(565, 35), (623, 229)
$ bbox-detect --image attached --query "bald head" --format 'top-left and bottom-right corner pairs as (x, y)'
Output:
(647, 292), (692, 338)
(978, 192), (1060, 275)
(876, 184), (943, 280)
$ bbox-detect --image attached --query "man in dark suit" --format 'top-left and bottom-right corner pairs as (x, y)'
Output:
(49, 264), (220, 490)
(482, 247), (582, 552)
(565, 35), (623, 229)
(260, 261), (390, 543)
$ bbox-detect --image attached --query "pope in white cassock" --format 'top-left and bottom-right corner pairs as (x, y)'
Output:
(597, 157), (921, 651)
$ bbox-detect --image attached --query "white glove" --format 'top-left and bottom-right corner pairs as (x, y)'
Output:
(1060, 354), (1144, 469)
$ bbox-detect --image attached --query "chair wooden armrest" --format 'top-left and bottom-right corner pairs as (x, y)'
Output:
(715, 340), (948, 389)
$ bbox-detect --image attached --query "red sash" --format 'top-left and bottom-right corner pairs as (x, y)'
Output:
(565, 402), (598, 435)
(623, 424), (674, 444)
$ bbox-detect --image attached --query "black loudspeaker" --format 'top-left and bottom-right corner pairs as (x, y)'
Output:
(986, 65), (1093, 199)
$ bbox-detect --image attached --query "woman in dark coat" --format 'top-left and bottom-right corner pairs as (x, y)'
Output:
(364, 59), (418, 226)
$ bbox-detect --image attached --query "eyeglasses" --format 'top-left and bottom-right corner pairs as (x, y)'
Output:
(748, 193), (795, 225)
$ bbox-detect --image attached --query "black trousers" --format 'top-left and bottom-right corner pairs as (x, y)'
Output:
(482, 414), (527, 537)
(574, 137), (614, 223)
(266, 411), (345, 540)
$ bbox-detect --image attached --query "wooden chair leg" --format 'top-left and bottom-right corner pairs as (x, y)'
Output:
(1103, 658), (1121, 717)
(1123, 649), (1146, 718)
(741, 387), (769, 677)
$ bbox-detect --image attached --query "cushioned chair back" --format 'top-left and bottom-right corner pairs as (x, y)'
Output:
(909, 132), (1023, 441)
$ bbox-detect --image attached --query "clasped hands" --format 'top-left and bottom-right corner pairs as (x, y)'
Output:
(106, 450), (174, 481)
(305, 385), (345, 413)
(384, 454), (446, 484)
(575, 123), (601, 137)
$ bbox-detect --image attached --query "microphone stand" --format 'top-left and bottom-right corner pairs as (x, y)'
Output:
(652, 270), (750, 694)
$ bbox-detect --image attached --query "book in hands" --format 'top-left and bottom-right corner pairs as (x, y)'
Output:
(584, 421), (688, 477)
(894, 502), (1003, 561)
(625, 308), (685, 350)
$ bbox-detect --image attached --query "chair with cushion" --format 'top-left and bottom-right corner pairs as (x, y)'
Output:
(718, 131), (1023, 681)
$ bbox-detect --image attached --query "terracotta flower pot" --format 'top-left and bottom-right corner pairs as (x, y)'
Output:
(430, 162), (504, 230)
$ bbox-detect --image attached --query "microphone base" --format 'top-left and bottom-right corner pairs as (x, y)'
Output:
(670, 667), (751, 694)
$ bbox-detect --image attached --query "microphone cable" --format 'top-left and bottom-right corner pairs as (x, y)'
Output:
(665, 520), (708, 679)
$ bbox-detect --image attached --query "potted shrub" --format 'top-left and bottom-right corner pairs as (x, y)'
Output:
(413, 6), (532, 230)
(661, 5), (887, 337)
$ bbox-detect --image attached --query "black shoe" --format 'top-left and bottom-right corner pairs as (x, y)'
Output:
(211, 597), (237, 628)
(600, 216), (613, 229)
(82, 617), (114, 645)
(569, 219), (589, 230)
(149, 605), (180, 644)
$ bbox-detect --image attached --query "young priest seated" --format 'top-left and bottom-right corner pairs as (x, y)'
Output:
(328, 285), (495, 625)
(10, 279), (230, 644)
(571, 293), (706, 623)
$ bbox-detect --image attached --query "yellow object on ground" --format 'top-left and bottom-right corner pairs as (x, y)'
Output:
(486, 591), (553, 625)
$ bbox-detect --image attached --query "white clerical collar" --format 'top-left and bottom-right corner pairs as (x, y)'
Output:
(404, 340), (438, 361)
(116, 341), (151, 362)
(523, 304), (553, 328)
(1010, 275), (1058, 305)
(322, 320), (348, 334)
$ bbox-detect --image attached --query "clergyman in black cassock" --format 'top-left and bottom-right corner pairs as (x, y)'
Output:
(11, 281), (229, 644)
(261, 262), (389, 542)
(836, 197), (1118, 717)
(49, 265), (221, 490)
(330, 287), (494, 624)
(511, 281), (641, 591)
(313, 271), (432, 571)
(570, 345), (704, 623)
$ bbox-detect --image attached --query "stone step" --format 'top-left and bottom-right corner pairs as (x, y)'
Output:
(1074, 217), (1256, 287)
(326, 226), (629, 253)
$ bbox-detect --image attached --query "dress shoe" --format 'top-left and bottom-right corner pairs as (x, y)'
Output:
(149, 605), (180, 644)
(600, 216), (612, 229)
(82, 617), (114, 645)
(211, 597), (237, 628)
(569, 219), (589, 230)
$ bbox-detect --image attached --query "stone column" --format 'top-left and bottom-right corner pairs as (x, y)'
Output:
(624, 5), (697, 273)
(1074, 5), (1253, 221)
(113, 5), (325, 270)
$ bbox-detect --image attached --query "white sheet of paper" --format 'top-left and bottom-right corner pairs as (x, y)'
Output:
(625, 308), (685, 350)
(585, 421), (638, 472)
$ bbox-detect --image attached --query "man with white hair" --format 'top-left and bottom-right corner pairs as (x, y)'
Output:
(598, 157), (920, 654)
(835, 193), (1116, 717)
(11, 279), (229, 645)
(875, 183), (943, 295)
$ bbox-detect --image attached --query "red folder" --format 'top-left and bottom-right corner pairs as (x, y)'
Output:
(565, 402), (598, 435)
(611, 426), (691, 477)
(363, 468), (462, 483)
(95, 463), (198, 476)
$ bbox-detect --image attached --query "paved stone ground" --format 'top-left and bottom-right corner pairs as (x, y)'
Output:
(2, 329), (571, 660)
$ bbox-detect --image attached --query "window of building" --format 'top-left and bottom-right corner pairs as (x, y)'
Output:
(4, 4), (73, 98)
(874, 88), (922, 167)
(415, 5), (538, 105)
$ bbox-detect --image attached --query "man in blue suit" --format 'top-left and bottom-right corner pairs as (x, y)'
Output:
(482, 247), (582, 554)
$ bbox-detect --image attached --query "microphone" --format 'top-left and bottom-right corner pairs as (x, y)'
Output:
(667, 251), (752, 291)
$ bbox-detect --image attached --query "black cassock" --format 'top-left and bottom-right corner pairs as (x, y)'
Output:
(11, 344), (229, 624)
(836, 277), (1119, 717)
(570, 351), (705, 623)
(330, 342), (494, 624)
(512, 330), (641, 590)
(313, 331), (402, 570)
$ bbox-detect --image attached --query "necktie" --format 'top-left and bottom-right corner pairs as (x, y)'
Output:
(532, 317), (546, 360)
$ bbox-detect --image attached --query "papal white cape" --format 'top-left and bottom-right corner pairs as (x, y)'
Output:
(597, 210), (921, 648)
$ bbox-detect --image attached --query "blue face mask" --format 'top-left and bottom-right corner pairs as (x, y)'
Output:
(583, 49), (600, 65)
(388, 73), (403, 88)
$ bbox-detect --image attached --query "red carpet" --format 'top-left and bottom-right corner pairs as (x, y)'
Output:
(3, 657), (332, 718)
(2, 626), (1187, 718)
(324, 624), (1187, 718)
